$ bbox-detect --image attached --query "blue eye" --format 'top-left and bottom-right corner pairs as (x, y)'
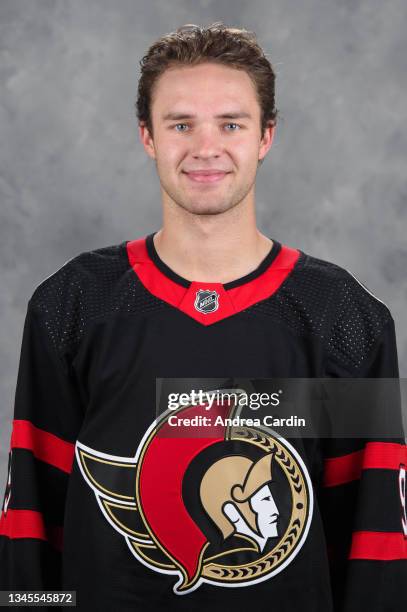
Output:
(173, 122), (241, 132)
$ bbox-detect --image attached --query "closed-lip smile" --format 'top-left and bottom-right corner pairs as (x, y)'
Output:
(182, 169), (231, 183)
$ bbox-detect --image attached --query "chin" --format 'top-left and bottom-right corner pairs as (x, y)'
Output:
(262, 526), (278, 539)
(181, 199), (238, 216)
(189, 207), (230, 216)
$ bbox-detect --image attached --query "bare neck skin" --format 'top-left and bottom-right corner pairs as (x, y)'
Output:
(153, 189), (273, 285)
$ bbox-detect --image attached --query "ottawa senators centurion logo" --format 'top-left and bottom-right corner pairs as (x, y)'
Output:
(76, 390), (313, 595)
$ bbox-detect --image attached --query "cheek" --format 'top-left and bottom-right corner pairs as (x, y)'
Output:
(155, 149), (178, 173)
(157, 138), (186, 169)
(233, 138), (260, 163)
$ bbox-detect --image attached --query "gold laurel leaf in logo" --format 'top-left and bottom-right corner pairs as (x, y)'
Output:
(202, 426), (308, 584)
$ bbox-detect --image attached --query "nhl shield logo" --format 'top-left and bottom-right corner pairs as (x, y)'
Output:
(194, 289), (219, 314)
(76, 390), (313, 595)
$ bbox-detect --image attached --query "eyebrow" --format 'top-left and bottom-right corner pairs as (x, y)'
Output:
(162, 111), (252, 121)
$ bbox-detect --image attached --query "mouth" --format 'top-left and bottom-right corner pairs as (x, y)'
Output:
(182, 170), (230, 184)
(267, 515), (278, 524)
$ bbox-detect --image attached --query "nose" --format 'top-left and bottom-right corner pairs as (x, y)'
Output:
(268, 497), (279, 515)
(191, 125), (222, 159)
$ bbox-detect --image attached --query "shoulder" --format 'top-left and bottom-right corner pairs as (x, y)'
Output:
(295, 247), (393, 372)
(29, 240), (132, 313)
(300, 242), (387, 287)
(30, 240), (130, 300)
(298, 247), (392, 320)
(27, 240), (132, 353)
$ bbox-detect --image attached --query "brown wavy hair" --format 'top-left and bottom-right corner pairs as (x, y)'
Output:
(135, 22), (278, 139)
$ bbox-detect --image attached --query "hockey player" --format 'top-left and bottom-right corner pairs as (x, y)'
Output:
(1, 22), (406, 611)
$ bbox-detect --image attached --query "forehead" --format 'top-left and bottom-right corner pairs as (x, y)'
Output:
(151, 62), (259, 117)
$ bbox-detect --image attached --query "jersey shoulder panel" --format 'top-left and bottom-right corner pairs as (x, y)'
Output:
(302, 251), (393, 374)
(28, 240), (168, 358)
(246, 248), (393, 374)
(245, 249), (346, 339)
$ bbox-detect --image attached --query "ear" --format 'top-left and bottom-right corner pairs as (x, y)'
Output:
(223, 502), (242, 524)
(139, 121), (156, 160)
(258, 121), (276, 162)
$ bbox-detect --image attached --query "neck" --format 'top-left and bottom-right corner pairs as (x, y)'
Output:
(153, 197), (273, 285)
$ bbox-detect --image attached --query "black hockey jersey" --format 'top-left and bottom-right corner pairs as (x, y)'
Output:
(1, 233), (406, 611)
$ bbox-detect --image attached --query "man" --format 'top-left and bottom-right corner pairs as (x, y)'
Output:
(1, 22), (406, 611)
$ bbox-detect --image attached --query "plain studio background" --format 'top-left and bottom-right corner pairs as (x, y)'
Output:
(0, 0), (406, 484)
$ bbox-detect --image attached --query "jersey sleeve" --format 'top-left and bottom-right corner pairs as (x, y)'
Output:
(0, 296), (84, 590)
(320, 310), (407, 611)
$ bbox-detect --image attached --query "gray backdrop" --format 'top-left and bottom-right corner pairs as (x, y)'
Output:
(1, 0), (406, 483)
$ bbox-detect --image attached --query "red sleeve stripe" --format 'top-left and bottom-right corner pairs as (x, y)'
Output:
(323, 442), (407, 487)
(349, 531), (407, 560)
(0, 509), (63, 552)
(10, 419), (75, 474)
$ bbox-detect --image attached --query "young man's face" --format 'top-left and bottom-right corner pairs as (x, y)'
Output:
(139, 62), (275, 216)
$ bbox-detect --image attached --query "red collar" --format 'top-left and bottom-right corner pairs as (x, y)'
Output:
(126, 235), (300, 326)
